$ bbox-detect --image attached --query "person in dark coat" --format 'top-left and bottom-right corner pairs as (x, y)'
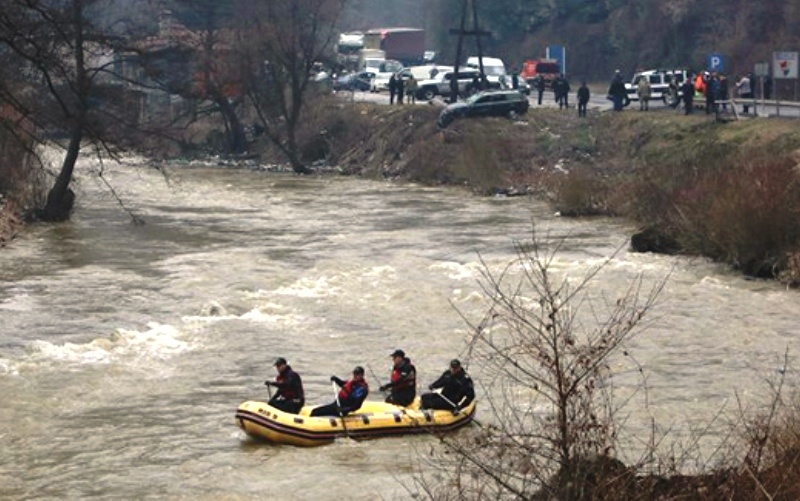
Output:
(681, 77), (695, 115)
(705, 72), (718, 115)
(534, 75), (546, 105)
(265, 357), (305, 414)
(577, 81), (590, 117)
(388, 74), (397, 105)
(380, 349), (416, 407)
(607, 70), (627, 111)
(420, 359), (475, 413)
(396, 72), (405, 104)
(310, 366), (369, 417)
(556, 73), (570, 110)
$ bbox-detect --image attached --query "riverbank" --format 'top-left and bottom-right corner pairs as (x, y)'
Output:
(269, 97), (800, 284)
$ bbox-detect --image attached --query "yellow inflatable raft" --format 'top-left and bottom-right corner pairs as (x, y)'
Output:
(235, 398), (477, 447)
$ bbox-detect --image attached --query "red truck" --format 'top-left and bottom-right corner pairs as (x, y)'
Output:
(363, 27), (425, 67)
(520, 59), (561, 88)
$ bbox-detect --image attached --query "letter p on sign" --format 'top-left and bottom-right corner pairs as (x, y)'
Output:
(707, 54), (725, 73)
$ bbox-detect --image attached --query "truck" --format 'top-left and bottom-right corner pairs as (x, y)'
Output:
(336, 31), (364, 71)
(363, 27), (425, 67)
(520, 59), (561, 88)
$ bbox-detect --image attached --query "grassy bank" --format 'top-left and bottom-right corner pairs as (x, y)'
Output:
(289, 98), (800, 285)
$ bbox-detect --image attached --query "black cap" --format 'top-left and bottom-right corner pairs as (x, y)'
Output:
(450, 359), (461, 368)
(390, 349), (405, 358)
(274, 357), (287, 366)
(353, 366), (365, 375)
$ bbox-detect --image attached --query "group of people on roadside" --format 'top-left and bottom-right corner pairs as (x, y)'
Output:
(529, 73), (590, 117)
(388, 73), (418, 105)
(264, 349), (475, 418)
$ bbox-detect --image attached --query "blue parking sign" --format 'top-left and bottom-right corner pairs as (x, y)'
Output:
(707, 53), (726, 73)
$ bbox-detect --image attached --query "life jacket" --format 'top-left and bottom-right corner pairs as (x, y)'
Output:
(694, 74), (706, 95)
(339, 379), (368, 402)
(390, 358), (416, 392)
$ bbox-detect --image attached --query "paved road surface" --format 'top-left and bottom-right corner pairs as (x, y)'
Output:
(335, 89), (800, 119)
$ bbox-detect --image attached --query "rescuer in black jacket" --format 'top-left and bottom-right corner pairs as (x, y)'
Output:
(420, 359), (475, 413)
(265, 357), (305, 414)
(380, 349), (417, 407)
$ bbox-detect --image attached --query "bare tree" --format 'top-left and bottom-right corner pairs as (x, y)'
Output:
(235, 0), (345, 174)
(411, 234), (667, 499)
(168, 0), (248, 154)
(0, 0), (145, 221)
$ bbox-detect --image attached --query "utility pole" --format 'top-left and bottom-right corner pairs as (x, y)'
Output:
(448, 0), (491, 103)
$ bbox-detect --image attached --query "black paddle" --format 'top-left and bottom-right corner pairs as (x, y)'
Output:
(333, 380), (355, 441)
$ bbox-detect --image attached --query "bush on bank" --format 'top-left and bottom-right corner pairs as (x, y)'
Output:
(0, 124), (39, 246)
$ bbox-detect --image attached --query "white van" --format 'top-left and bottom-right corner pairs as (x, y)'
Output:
(466, 56), (507, 85)
(624, 69), (689, 103)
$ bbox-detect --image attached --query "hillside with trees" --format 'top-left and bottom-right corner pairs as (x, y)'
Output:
(345, 0), (800, 84)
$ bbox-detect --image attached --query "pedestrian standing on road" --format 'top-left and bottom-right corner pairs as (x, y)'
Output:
(735, 74), (753, 114)
(705, 72), (718, 115)
(560, 75), (571, 109)
(717, 73), (729, 112)
(608, 70), (626, 112)
(535, 75), (545, 105)
(396, 73), (405, 105)
(681, 77), (695, 115)
(577, 81), (590, 117)
(388, 73), (397, 105)
(406, 75), (418, 104)
(667, 76), (680, 109)
(552, 74), (563, 107)
(637, 77), (651, 111)
(511, 69), (520, 91)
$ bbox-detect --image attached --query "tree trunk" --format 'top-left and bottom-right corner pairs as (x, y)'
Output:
(215, 94), (247, 154)
(40, 127), (81, 221)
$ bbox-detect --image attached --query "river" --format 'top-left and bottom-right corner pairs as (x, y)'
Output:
(1, 158), (798, 499)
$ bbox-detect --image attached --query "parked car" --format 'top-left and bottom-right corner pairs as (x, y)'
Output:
(415, 68), (481, 101)
(624, 69), (689, 103)
(437, 90), (529, 128)
(369, 59), (404, 92)
(333, 71), (375, 92)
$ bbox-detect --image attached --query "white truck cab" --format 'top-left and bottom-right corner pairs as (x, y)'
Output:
(466, 56), (507, 85)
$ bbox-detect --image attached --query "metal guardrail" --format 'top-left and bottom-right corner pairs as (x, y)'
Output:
(731, 98), (800, 118)
(732, 99), (800, 107)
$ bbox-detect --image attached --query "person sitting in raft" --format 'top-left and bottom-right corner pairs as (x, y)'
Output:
(310, 366), (369, 417)
(420, 359), (475, 414)
(379, 349), (417, 407)
(264, 357), (305, 414)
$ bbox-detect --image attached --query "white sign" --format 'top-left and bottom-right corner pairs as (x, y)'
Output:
(773, 51), (798, 79)
(754, 62), (769, 77)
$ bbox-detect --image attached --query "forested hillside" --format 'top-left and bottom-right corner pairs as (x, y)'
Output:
(342, 0), (800, 81)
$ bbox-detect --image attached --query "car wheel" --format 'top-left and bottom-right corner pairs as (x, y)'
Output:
(422, 88), (436, 101)
(508, 110), (518, 120)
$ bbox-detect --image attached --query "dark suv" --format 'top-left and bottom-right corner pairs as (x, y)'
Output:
(437, 90), (529, 128)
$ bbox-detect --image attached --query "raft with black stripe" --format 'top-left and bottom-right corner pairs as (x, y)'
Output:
(235, 398), (477, 447)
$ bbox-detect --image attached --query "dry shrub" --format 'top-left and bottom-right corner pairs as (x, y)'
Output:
(669, 156), (800, 277)
(552, 166), (609, 216)
(410, 234), (666, 499)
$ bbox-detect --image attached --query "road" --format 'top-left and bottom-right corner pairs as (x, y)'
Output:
(335, 88), (800, 119)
